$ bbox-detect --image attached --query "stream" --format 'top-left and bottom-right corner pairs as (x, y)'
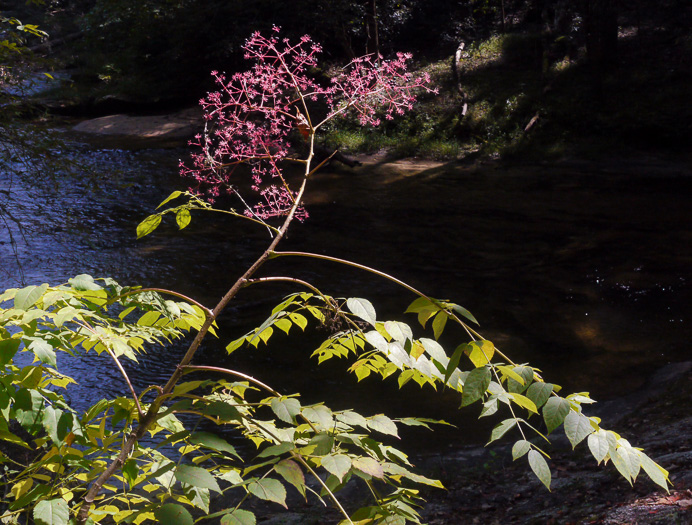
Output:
(1, 130), (691, 450)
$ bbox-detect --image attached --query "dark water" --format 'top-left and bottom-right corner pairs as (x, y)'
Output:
(2, 138), (691, 449)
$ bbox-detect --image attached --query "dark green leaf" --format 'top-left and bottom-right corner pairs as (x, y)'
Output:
(450, 303), (479, 325)
(274, 459), (305, 497)
(175, 464), (221, 493)
(257, 442), (294, 458)
(0, 338), (20, 366)
(526, 382), (553, 409)
(542, 397), (570, 434)
(154, 503), (193, 525)
(306, 433), (333, 456)
(508, 366), (533, 393)
(123, 459), (138, 488)
(189, 432), (240, 459)
(461, 366), (491, 407)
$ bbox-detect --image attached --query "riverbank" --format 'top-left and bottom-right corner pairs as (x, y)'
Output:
(232, 362), (692, 524)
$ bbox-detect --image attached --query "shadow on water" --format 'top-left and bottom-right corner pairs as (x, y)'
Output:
(2, 138), (691, 451)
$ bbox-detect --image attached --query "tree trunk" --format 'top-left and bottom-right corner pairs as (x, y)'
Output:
(365, 0), (380, 58)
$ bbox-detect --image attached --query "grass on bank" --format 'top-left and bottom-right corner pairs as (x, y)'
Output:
(323, 28), (691, 162)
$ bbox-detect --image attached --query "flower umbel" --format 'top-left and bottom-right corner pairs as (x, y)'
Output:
(181, 29), (434, 221)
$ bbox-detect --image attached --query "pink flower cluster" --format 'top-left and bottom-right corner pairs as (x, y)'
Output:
(181, 27), (434, 221)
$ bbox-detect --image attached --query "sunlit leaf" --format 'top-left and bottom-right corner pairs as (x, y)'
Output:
(487, 418), (516, 445)
(321, 454), (352, 482)
(347, 297), (377, 326)
(353, 457), (384, 479)
(431, 311), (447, 339)
(220, 509), (256, 525)
(564, 410), (594, 448)
(14, 283), (48, 310)
(271, 398), (301, 424)
(542, 397), (570, 434)
(33, 498), (69, 525)
(367, 414), (398, 437)
(587, 429), (610, 464)
(465, 340), (494, 367)
(69, 274), (103, 291)
(175, 464), (221, 493)
(176, 209), (192, 229)
(512, 439), (531, 460)
(639, 452), (671, 493)
(274, 459), (305, 497)
(157, 190), (183, 209)
(247, 478), (286, 507)
(136, 214), (162, 239)
(526, 382), (553, 409)
(528, 450), (551, 490)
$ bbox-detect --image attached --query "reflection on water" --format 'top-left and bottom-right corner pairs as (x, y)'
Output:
(1, 138), (691, 447)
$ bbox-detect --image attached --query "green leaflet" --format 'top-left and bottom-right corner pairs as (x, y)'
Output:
(221, 509), (257, 525)
(460, 366), (491, 407)
(302, 405), (333, 430)
(274, 459), (306, 497)
(542, 397), (570, 434)
(33, 498), (69, 525)
(367, 414), (398, 437)
(353, 457), (384, 479)
(487, 418), (516, 445)
(136, 214), (162, 239)
(526, 382), (553, 409)
(14, 283), (48, 310)
(248, 478), (287, 508)
(174, 464), (221, 493)
(347, 297), (377, 326)
(528, 450), (551, 490)
(321, 454), (352, 482)
(154, 503), (194, 525)
(512, 439), (531, 460)
(176, 208), (192, 229)
(271, 397), (301, 424)
(563, 410), (594, 448)
(189, 431), (241, 459)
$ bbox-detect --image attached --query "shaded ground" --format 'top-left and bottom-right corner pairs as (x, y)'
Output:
(239, 363), (691, 524)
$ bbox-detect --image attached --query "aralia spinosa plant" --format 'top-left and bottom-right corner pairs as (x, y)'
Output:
(0, 29), (671, 525)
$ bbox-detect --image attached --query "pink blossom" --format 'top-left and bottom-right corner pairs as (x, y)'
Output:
(181, 30), (434, 221)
